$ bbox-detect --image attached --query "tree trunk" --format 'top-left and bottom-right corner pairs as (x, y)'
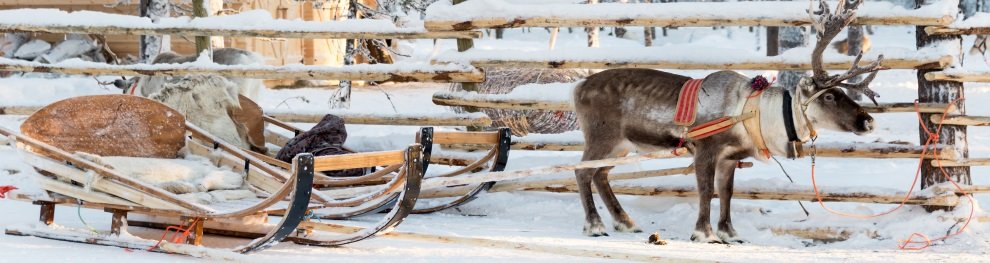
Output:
(452, 0), (481, 130)
(766, 27), (779, 56)
(777, 26), (805, 88)
(192, 0), (210, 56)
(845, 25), (864, 101)
(334, 0), (359, 109)
(917, 0), (969, 212)
(585, 0), (600, 48)
(139, 0), (170, 63)
(967, 0), (988, 57)
(495, 28), (504, 39)
(644, 0), (656, 46)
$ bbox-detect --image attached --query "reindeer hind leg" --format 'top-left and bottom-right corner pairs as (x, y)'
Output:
(590, 147), (641, 233)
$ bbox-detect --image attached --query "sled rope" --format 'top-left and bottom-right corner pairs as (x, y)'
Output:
(148, 218), (202, 251)
(807, 97), (974, 250)
(0, 185), (17, 198)
(76, 200), (99, 234)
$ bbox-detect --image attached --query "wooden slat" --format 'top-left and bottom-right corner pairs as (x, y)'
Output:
(0, 24), (482, 40)
(438, 55), (951, 70)
(313, 150), (405, 172)
(445, 140), (959, 159)
(423, 2), (954, 30)
(267, 112), (492, 126)
(34, 175), (137, 207)
(432, 131), (500, 145)
(931, 114), (990, 126)
(528, 184), (959, 206)
(924, 26), (990, 36)
(932, 158), (990, 167)
(925, 71), (990, 82)
(426, 15), (953, 30)
(433, 92), (951, 114)
(21, 152), (185, 210)
(0, 60), (485, 83)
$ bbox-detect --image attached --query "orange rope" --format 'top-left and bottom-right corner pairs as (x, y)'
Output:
(808, 97), (974, 250)
(147, 218), (201, 251)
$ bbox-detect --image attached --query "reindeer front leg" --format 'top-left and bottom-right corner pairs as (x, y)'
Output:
(716, 158), (743, 243)
(690, 146), (721, 243)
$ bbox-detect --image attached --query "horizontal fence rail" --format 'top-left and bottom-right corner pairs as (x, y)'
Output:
(423, 0), (956, 30)
(0, 9), (480, 39)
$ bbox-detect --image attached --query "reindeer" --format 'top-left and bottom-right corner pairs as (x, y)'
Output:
(571, 0), (884, 243)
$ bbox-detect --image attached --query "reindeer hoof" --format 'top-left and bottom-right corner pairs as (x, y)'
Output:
(614, 222), (642, 233)
(584, 222), (609, 237)
(717, 230), (745, 244)
(690, 231), (723, 243)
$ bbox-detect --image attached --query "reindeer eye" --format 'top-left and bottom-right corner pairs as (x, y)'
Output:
(823, 93), (835, 102)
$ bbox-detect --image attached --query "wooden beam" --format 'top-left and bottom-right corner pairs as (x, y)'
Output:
(432, 131), (500, 145)
(109, 209), (128, 236)
(924, 26), (990, 36)
(924, 71), (990, 82)
(0, 24), (482, 40)
(767, 226), (879, 242)
(312, 150), (405, 172)
(432, 92), (951, 114)
(439, 55), (950, 70)
(36, 201), (55, 226)
(527, 184), (959, 206)
(932, 158), (990, 167)
(446, 140), (959, 159)
(0, 61), (485, 83)
(423, 1), (954, 30)
(266, 112), (492, 126)
(931, 114), (990, 126)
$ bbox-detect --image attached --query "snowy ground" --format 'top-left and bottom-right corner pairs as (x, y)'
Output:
(2, 19), (990, 262)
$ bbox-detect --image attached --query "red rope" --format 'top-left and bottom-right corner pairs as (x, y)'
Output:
(0, 185), (17, 198)
(807, 98), (974, 250)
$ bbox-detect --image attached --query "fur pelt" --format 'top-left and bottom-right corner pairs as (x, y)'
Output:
(148, 75), (248, 149)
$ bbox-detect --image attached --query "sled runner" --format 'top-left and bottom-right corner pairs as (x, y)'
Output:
(0, 95), (425, 256)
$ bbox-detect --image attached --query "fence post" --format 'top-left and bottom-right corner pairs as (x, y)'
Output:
(916, 0), (969, 211)
(192, 0), (210, 55)
(453, 0), (483, 131)
(139, 0), (170, 63)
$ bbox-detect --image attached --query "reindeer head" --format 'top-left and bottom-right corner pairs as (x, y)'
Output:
(797, 0), (885, 135)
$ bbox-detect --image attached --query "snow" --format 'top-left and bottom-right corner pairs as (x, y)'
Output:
(2, 5), (990, 263)
(425, 0), (958, 24)
(436, 81), (579, 102)
(0, 9), (430, 33)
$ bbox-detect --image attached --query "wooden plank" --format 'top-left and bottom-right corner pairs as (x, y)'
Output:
(34, 175), (137, 207)
(432, 131), (500, 145)
(526, 184), (959, 206)
(439, 55), (951, 70)
(767, 226), (879, 242)
(267, 112), (492, 126)
(931, 114), (990, 126)
(924, 26), (990, 36)
(0, 23), (482, 40)
(312, 150), (405, 172)
(433, 92), (951, 114)
(925, 71), (990, 82)
(446, 140), (959, 159)
(21, 152), (186, 210)
(423, 2), (954, 30)
(0, 60), (485, 83)
(931, 158), (990, 167)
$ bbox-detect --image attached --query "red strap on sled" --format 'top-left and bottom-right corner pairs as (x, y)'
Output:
(0, 185), (17, 198)
(674, 79), (704, 126)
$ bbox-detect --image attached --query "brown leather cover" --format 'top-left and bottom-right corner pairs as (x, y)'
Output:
(21, 95), (186, 158)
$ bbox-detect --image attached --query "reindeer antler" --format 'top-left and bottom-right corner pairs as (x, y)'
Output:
(808, 0), (885, 104)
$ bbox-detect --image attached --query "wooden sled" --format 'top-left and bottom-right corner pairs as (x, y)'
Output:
(232, 95), (510, 216)
(0, 95), (425, 256)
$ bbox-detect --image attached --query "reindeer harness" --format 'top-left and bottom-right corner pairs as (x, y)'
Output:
(673, 77), (817, 160)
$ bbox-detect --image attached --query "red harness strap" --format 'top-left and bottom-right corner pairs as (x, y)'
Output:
(673, 79), (704, 126)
